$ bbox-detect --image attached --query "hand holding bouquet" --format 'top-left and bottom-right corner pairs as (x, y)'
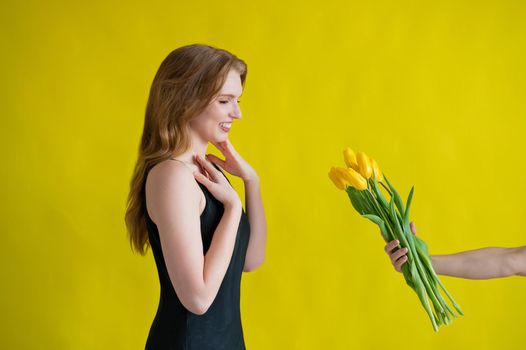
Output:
(328, 148), (463, 331)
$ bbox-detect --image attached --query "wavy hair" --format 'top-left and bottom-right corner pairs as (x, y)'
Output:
(125, 44), (247, 255)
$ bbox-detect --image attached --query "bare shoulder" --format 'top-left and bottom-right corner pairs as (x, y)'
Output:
(145, 159), (202, 224)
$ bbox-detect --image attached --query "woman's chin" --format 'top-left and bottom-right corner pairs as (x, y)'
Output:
(213, 134), (229, 143)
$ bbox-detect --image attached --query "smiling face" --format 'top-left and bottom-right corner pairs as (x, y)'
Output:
(189, 68), (243, 144)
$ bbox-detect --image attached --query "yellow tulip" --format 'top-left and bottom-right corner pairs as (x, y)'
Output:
(370, 158), (384, 183)
(336, 167), (368, 191)
(343, 147), (359, 171)
(328, 167), (347, 190)
(356, 152), (373, 179)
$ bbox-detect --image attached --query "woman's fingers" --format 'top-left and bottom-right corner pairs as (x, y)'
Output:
(224, 139), (236, 153)
(213, 139), (237, 157)
(195, 159), (209, 179)
(212, 140), (226, 151)
(225, 140), (241, 159)
(384, 240), (400, 254)
(195, 155), (220, 181)
(193, 171), (215, 190)
(394, 256), (408, 272)
(206, 154), (227, 169)
(212, 141), (228, 154)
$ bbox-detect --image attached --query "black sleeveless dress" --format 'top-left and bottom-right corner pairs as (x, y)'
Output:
(144, 176), (251, 350)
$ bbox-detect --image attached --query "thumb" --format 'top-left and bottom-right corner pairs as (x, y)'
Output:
(410, 221), (417, 236)
(222, 139), (238, 155)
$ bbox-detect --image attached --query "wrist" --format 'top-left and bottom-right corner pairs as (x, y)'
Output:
(508, 247), (526, 276)
(430, 255), (444, 275)
(242, 172), (259, 184)
(224, 198), (242, 211)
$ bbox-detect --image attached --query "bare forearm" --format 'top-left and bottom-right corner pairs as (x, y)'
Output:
(243, 177), (267, 271)
(201, 203), (242, 305)
(431, 246), (526, 279)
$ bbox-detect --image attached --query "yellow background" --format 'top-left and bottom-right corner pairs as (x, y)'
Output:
(1, 0), (525, 349)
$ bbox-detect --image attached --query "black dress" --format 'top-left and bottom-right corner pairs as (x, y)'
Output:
(144, 176), (251, 350)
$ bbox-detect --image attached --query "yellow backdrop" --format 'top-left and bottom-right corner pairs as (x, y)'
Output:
(1, 0), (525, 349)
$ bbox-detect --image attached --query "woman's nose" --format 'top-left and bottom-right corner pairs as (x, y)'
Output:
(230, 103), (242, 119)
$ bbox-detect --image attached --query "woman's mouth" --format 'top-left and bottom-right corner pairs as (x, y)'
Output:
(219, 122), (232, 132)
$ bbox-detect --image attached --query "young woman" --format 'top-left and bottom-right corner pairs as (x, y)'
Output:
(125, 44), (267, 349)
(384, 222), (526, 279)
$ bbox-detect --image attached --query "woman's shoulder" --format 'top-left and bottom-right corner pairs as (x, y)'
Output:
(145, 159), (203, 222)
(147, 159), (195, 187)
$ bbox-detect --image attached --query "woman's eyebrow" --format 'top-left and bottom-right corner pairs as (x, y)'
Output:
(219, 93), (242, 98)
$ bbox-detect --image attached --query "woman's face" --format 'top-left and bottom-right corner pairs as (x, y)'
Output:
(190, 69), (243, 144)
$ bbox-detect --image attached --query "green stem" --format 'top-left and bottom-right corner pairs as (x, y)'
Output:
(379, 181), (393, 196)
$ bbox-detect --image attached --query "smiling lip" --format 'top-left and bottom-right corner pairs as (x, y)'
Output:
(219, 122), (232, 133)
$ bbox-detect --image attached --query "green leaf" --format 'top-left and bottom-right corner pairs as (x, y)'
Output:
(411, 262), (439, 331)
(384, 174), (405, 217)
(415, 235), (429, 257)
(370, 175), (390, 210)
(362, 214), (389, 241)
(346, 187), (367, 214)
(403, 186), (415, 227)
(401, 262), (415, 289)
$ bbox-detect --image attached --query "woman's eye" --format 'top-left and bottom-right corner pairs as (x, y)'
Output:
(219, 100), (228, 104)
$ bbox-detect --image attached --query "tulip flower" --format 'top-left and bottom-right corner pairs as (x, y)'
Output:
(356, 151), (373, 179)
(328, 167), (347, 190)
(343, 147), (359, 171)
(336, 167), (368, 191)
(370, 158), (384, 183)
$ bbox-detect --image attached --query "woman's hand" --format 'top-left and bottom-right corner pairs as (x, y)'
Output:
(206, 139), (258, 182)
(193, 154), (241, 208)
(384, 221), (418, 272)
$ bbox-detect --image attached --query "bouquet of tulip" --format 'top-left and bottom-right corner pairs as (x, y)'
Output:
(328, 147), (463, 331)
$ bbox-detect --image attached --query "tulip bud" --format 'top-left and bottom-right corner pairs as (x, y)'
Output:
(343, 147), (359, 171)
(336, 167), (368, 191)
(328, 167), (347, 190)
(370, 158), (384, 183)
(356, 152), (373, 179)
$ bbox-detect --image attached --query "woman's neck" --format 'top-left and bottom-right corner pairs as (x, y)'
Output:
(171, 133), (208, 163)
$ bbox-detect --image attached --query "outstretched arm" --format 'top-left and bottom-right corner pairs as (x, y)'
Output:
(385, 222), (526, 279)
(430, 246), (526, 279)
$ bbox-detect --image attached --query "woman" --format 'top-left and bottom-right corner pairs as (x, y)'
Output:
(125, 44), (267, 349)
(384, 222), (526, 279)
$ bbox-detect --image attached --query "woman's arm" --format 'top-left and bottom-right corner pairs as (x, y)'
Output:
(147, 158), (242, 315)
(207, 140), (267, 272)
(242, 176), (267, 272)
